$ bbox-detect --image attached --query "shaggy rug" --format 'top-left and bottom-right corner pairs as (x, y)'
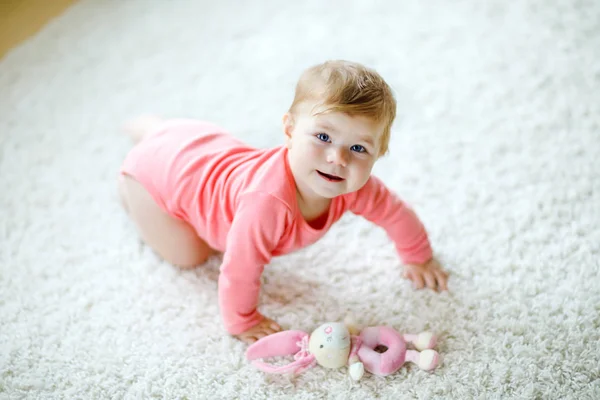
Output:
(1, 0), (598, 398)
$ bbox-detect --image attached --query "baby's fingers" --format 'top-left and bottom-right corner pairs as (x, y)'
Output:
(268, 320), (282, 332)
(410, 271), (425, 290)
(261, 327), (279, 337)
(435, 269), (449, 291)
(243, 331), (270, 344)
(236, 330), (268, 345)
(239, 334), (259, 344)
(253, 332), (270, 341)
(424, 272), (438, 291)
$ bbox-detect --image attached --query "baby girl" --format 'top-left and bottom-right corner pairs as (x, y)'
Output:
(118, 60), (449, 344)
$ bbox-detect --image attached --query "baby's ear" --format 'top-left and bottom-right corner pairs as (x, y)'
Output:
(282, 113), (294, 140)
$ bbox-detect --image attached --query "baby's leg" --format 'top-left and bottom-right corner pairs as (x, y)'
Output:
(118, 115), (217, 267)
(119, 175), (215, 268)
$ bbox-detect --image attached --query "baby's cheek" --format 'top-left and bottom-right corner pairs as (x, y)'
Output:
(306, 143), (324, 159)
(354, 160), (374, 182)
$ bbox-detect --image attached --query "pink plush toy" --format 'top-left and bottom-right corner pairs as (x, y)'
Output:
(246, 320), (440, 381)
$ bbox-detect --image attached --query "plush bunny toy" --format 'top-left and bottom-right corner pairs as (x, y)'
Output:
(246, 321), (440, 380)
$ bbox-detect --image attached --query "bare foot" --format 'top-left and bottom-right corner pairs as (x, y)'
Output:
(122, 115), (163, 144)
(234, 317), (282, 344)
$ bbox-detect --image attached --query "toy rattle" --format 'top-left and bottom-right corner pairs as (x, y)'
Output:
(246, 320), (440, 380)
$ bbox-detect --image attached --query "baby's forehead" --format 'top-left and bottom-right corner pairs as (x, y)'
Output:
(311, 112), (384, 141)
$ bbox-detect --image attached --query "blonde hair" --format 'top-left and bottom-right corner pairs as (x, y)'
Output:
(288, 60), (397, 155)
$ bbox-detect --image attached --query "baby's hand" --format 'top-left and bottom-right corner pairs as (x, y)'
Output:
(234, 317), (282, 344)
(403, 258), (449, 292)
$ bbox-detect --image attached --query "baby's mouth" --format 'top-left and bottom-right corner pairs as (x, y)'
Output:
(317, 170), (345, 182)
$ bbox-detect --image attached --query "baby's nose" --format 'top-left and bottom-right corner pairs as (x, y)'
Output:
(328, 148), (348, 166)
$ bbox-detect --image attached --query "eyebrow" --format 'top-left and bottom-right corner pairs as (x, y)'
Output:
(357, 136), (376, 146)
(316, 122), (376, 146)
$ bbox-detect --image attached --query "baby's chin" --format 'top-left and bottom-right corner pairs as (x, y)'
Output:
(305, 173), (370, 198)
(312, 184), (359, 199)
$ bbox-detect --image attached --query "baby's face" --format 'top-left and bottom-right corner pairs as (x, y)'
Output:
(285, 106), (383, 199)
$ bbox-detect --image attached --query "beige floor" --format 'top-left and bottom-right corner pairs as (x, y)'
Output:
(0, 0), (77, 59)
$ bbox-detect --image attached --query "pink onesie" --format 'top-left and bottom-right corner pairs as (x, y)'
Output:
(121, 119), (433, 334)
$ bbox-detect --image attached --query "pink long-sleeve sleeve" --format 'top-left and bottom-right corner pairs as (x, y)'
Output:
(347, 176), (433, 265)
(218, 192), (291, 335)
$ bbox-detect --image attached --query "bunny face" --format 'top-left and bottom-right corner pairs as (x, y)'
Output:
(308, 322), (352, 368)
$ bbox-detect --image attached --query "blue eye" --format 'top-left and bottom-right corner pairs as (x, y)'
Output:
(351, 144), (366, 153)
(316, 133), (330, 142)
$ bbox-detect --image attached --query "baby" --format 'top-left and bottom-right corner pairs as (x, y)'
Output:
(118, 60), (448, 344)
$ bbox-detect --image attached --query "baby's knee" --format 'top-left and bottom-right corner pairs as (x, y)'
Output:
(165, 249), (210, 269)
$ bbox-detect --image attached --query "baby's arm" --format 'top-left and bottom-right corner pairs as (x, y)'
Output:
(348, 176), (448, 291)
(218, 192), (291, 343)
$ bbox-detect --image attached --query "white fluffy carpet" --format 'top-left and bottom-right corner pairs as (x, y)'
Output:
(1, 0), (599, 398)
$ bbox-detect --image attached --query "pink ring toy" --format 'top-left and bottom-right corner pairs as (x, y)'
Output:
(358, 326), (407, 376)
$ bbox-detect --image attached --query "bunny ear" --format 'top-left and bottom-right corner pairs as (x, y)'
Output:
(246, 330), (309, 361)
(246, 330), (317, 375)
(251, 355), (316, 375)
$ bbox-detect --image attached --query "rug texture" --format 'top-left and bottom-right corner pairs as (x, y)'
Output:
(1, 0), (599, 399)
